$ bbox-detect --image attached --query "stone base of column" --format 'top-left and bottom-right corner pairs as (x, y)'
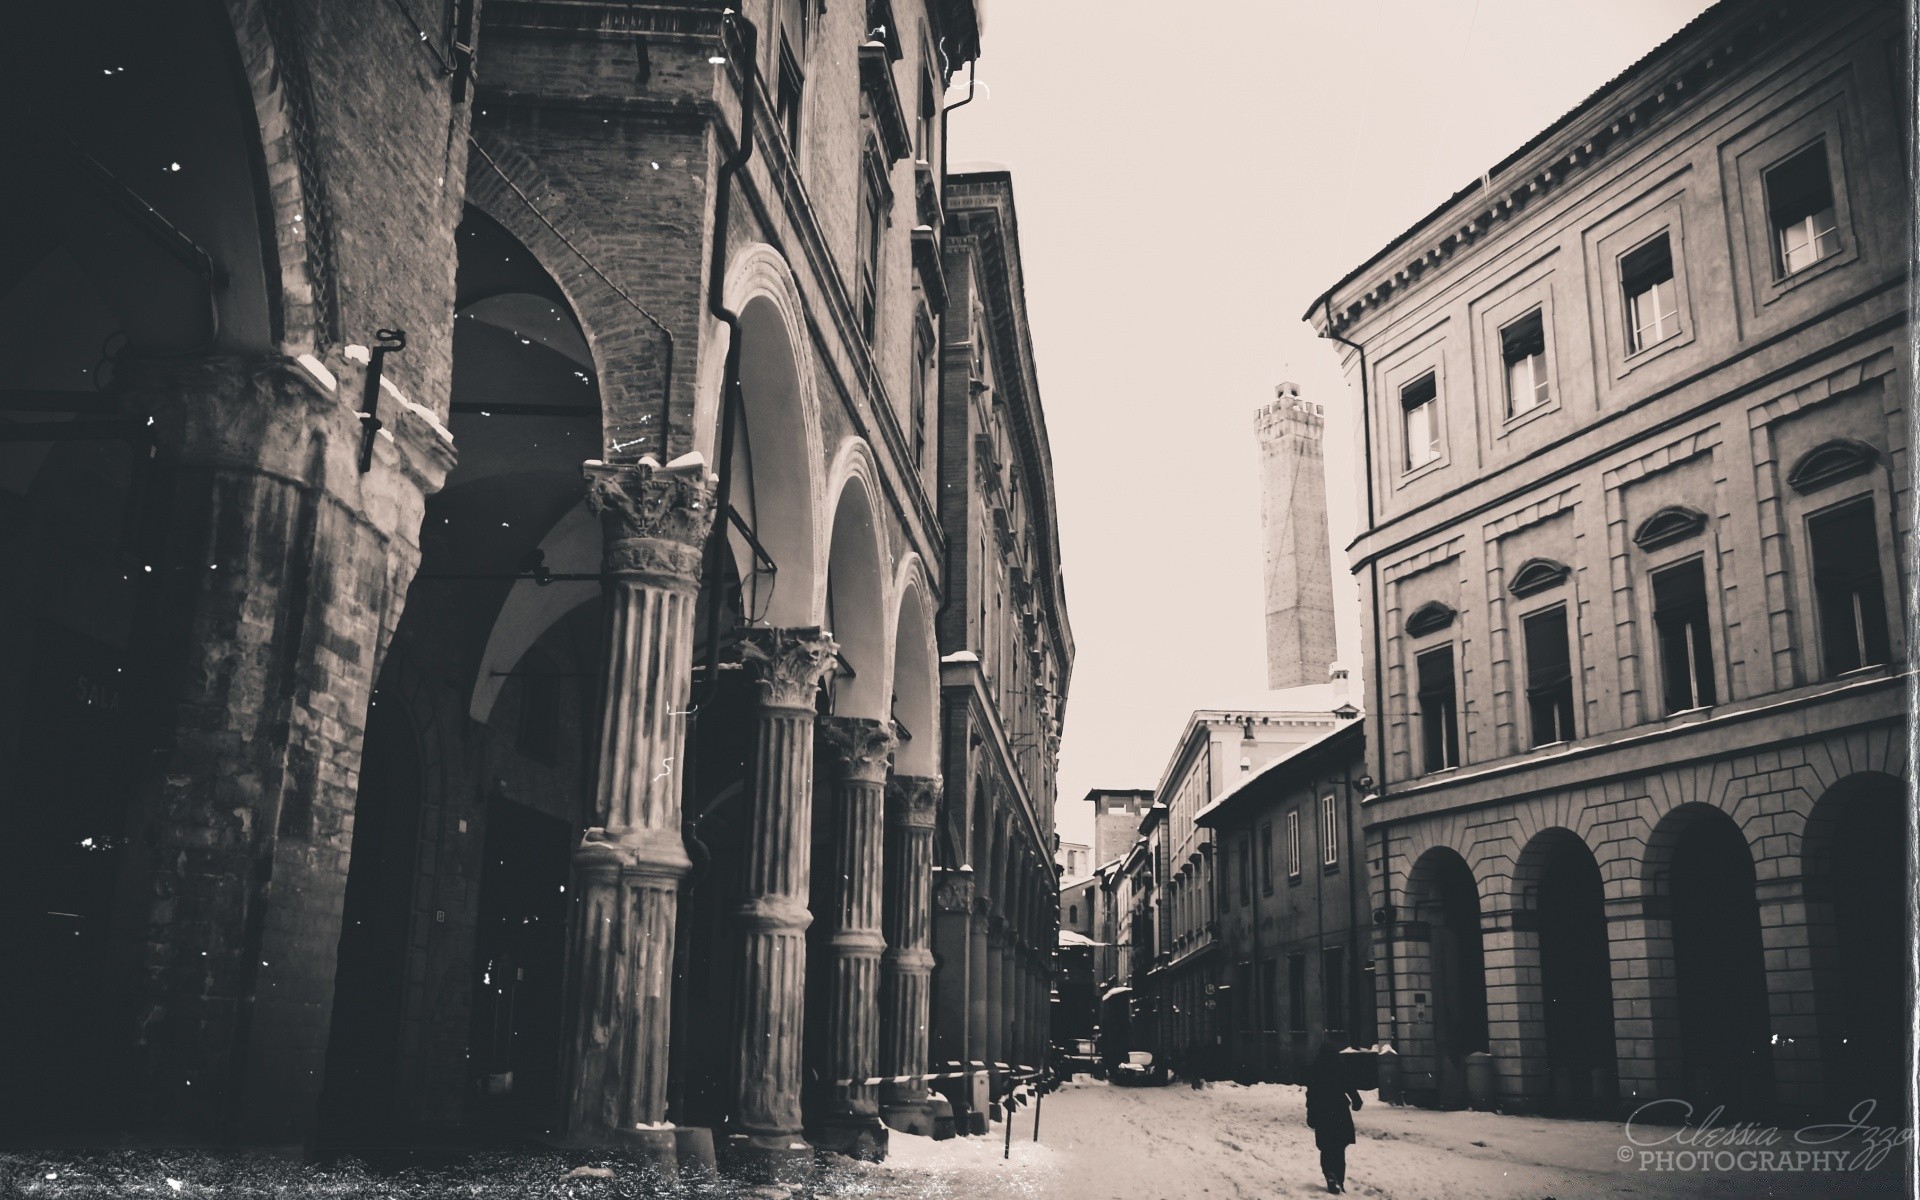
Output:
(925, 1093), (957, 1140)
(551, 1123), (691, 1175)
(879, 1094), (939, 1138)
(717, 1132), (816, 1184)
(808, 1112), (889, 1161)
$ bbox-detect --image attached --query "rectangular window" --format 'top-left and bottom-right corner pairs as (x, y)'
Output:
(1259, 822), (1274, 894)
(917, 72), (939, 162)
(910, 322), (932, 467)
(1322, 946), (1347, 1034)
(1621, 234), (1679, 353)
(1400, 372), (1440, 470)
(1766, 141), (1840, 278)
(1238, 837), (1252, 907)
(1651, 559), (1716, 713)
(1287, 953), (1308, 1035)
(1320, 795), (1338, 867)
(856, 160), (886, 343)
(1286, 810), (1301, 879)
(1261, 959), (1280, 1032)
(774, 7), (806, 149)
(1500, 309), (1550, 417)
(1523, 605), (1576, 747)
(1809, 499), (1892, 676)
(1415, 645), (1460, 772)
(1235, 961), (1255, 1033)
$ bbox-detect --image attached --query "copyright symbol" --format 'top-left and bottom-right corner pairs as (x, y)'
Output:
(1617, 1146), (1635, 1163)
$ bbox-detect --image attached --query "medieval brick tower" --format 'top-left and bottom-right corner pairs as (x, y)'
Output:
(1257, 383), (1337, 689)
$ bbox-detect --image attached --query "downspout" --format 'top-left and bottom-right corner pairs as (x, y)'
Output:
(670, 11), (759, 1126)
(697, 12), (760, 706)
(931, 56), (978, 643)
(1315, 291), (1396, 1052)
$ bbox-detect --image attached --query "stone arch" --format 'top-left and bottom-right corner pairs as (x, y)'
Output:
(1511, 827), (1616, 1114)
(460, 143), (681, 463)
(822, 457), (889, 720)
(220, 0), (332, 353)
(888, 555), (939, 776)
(1643, 801), (1771, 1112)
(696, 243), (823, 630)
(1801, 770), (1907, 1112)
(1402, 845), (1488, 1108)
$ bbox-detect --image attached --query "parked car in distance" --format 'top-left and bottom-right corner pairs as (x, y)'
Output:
(1110, 1050), (1168, 1087)
(1055, 1038), (1101, 1080)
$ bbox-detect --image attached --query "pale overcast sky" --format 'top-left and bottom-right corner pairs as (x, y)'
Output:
(945, 0), (1718, 858)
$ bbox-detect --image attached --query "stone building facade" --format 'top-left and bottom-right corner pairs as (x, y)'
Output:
(1085, 786), (1154, 869)
(1096, 710), (1339, 1071)
(927, 170), (1074, 1134)
(0, 0), (1076, 1177)
(1309, 0), (1909, 1118)
(1195, 720), (1374, 1083)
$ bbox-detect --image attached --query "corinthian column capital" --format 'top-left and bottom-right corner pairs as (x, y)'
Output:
(583, 455), (714, 587)
(739, 626), (839, 710)
(817, 716), (898, 783)
(885, 775), (942, 829)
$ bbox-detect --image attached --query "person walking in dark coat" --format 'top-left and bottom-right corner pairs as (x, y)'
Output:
(1304, 1041), (1363, 1194)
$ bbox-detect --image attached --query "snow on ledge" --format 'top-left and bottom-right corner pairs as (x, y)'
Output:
(941, 650), (980, 664)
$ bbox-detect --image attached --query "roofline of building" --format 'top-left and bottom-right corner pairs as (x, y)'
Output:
(1194, 719), (1367, 830)
(943, 172), (1076, 688)
(1149, 708), (1343, 803)
(1303, 0), (1797, 329)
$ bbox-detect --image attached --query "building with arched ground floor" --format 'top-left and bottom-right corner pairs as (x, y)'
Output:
(0, 0), (1076, 1181)
(1308, 0), (1910, 1121)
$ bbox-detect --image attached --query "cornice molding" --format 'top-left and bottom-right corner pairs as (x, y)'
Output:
(1313, 2), (1824, 337)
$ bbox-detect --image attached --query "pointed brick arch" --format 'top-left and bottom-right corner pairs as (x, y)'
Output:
(222, 0), (337, 353)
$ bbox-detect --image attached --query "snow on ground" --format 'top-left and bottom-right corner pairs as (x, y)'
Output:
(831, 1080), (1908, 1200)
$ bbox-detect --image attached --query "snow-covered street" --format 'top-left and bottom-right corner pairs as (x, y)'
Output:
(835, 1080), (1908, 1199)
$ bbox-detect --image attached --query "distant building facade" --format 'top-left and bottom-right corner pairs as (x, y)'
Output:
(1311, 0), (1908, 1117)
(1084, 787), (1154, 869)
(1196, 721), (1375, 1082)
(1103, 711), (1341, 1072)
(1057, 840), (1092, 880)
(1259, 383), (1339, 688)
(929, 172), (1075, 1134)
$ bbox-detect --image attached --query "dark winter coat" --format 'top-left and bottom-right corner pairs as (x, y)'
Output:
(1305, 1061), (1362, 1150)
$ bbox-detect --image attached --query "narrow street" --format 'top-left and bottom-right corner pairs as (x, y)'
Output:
(836, 1081), (1909, 1200)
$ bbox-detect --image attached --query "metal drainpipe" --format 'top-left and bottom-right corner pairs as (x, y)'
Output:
(697, 12), (760, 705)
(1315, 291), (1396, 1051)
(931, 57), (978, 643)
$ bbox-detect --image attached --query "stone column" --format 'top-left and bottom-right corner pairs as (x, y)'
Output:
(725, 627), (838, 1180)
(880, 776), (941, 1135)
(930, 865), (975, 1131)
(985, 916), (1007, 1097)
(966, 898), (991, 1128)
(1478, 904), (1535, 1112)
(559, 457), (713, 1158)
(808, 715), (898, 1159)
(1006, 902), (1021, 1075)
(104, 357), (450, 1144)
(1754, 874), (1825, 1113)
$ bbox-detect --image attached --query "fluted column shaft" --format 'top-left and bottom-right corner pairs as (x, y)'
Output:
(879, 777), (940, 1120)
(813, 716), (898, 1130)
(1000, 918), (1019, 1071)
(561, 458), (713, 1146)
(967, 902), (990, 1077)
(985, 918), (1008, 1091)
(730, 628), (838, 1148)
